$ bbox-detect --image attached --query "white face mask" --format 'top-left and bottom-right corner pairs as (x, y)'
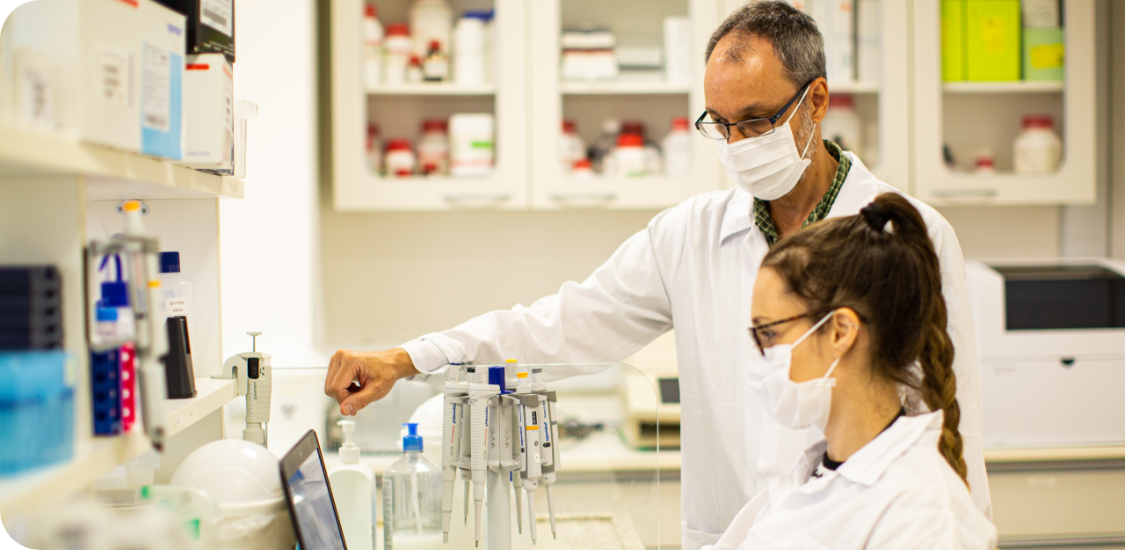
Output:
(749, 311), (841, 432)
(715, 87), (817, 201)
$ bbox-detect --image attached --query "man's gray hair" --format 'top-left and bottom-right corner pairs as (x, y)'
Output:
(705, 1), (827, 88)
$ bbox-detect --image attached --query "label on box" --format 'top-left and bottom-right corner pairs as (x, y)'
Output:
(141, 44), (171, 132)
(15, 50), (53, 131)
(165, 297), (191, 319)
(981, 17), (1008, 54)
(1030, 44), (1065, 69)
(200, 0), (233, 37)
(96, 46), (130, 107)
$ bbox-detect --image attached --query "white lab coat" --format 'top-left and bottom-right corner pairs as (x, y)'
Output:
(401, 154), (991, 550)
(701, 411), (997, 550)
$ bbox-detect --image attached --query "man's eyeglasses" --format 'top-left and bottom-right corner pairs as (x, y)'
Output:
(696, 80), (813, 140)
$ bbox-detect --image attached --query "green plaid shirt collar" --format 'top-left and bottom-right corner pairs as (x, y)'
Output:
(753, 140), (851, 247)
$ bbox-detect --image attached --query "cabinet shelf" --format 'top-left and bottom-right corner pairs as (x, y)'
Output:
(0, 129), (244, 199)
(0, 377), (237, 517)
(366, 83), (496, 96)
(560, 80), (691, 95)
(831, 81), (880, 94)
(943, 81), (1065, 94)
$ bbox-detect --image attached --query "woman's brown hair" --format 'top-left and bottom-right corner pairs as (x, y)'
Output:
(761, 192), (968, 485)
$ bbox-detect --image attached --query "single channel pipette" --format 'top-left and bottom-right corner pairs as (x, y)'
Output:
(440, 364), (468, 543)
(532, 367), (560, 540)
(468, 367), (499, 547)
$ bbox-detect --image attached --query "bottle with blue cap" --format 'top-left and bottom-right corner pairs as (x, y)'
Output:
(159, 251), (192, 326)
(384, 422), (443, 549)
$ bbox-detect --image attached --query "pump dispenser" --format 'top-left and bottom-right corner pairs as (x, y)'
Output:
(328, 420), (374, 550)
(385, 422), (443, 549)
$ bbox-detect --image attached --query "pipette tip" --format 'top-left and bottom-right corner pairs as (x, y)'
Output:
(444, 533), (449, 544)
(553, 533), (557, 540)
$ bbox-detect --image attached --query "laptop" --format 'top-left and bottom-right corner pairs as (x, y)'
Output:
(280, 429), (349, 550)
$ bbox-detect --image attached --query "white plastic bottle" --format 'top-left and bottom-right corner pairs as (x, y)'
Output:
(159, 252), (192, 327)
(329, 420), (375, 550)
(384, 24), (412, 86)
(363, 4), (384, 89)
(1014, 114), (1062, 174)
(417, 119), (450, 176)
(453, 13), (487, 85)
(663, 116), (693, 178)
(383, 423), (443, 550)
(616, 134), (646, 178)
(385, 139), (416, 177)
(820, 94), (863, 154)
(410, 0), (453, 58)
(449, 113), (494, 177)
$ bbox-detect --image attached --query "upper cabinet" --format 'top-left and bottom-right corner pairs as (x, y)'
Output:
(331, 0), (528, 211)
(528, 0), (722, 210)
(911, 0), (1097, 205)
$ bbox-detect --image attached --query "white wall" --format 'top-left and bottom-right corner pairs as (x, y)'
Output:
(221, 0), (326, 366)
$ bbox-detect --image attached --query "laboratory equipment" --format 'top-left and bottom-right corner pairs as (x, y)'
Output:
(91, 347), (123, 435)
(591, 119), (620, 175)
(0, 266), (62, 350)
(384, 422), (443, 549)
(386, 138), (418, 177)
(622, 331), (680, 448)
(94, 450), (160, 506)
(1014, 115), (1061, 174)
(449, 113), (494, 177)
(965, 259), (1125, 447)
(662, 117), (692, 178)
(0, 350), (73, 475)
(385, 24), (412, 85)
(363, 4), (384, 88)
(418, 119), (450, 176)
(1022, 27), (1065, 81)
(974, 154), (995, 174)
(160, 252), (193, 323)
(408, 55), (425, 83)
(173, 438), (295, 550)
(86, 200), (170, 451)
(181, 54), (234, 172)
(163, 316), (196, 399)
(213, 331), (272, 446)
(328, 420), (375, 550)
(439, 363), (562, 548)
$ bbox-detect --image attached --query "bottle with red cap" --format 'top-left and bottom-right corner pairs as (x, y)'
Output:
(384, 24), (412, 86)
(572, 158), (594, 179)
(423, 39), (449, 82)
(663, 116), (693, 178)
(366, 123), (382, 174)
(559, 119), (587, 174)
(385, 139), (416, 177)
(418, 119), (450, 176)
(616, 133), (647, 178)
(1014, 114), (1061, 175)
(974, 153), (996, 175)
(363, 4), (384, 89)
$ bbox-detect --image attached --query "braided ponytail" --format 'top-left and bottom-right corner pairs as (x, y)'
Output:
(762, 192), (969, 485)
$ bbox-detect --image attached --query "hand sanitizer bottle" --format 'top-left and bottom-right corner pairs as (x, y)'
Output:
(384, 423), (443, 550)
(329, 420), (375, 550)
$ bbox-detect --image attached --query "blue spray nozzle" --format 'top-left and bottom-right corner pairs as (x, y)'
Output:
(100, 281), (129, 307)
(402, 422), (423, 452)
(489, 365), (511, 394)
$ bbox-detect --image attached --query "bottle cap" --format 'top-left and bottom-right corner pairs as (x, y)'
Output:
(428, 39), (441, 52)
(1023, 115), (1054, 129)
(100, 281), (130, 307)
(364, 4), (376, 18)
(621, 121), (645, 136)
(975, 155), (995, 169)
(403, 422), (423, 452)
(573, 158), (592, 170)
(96, 306), (118, 322)
(338, 420), (361, 463)
(671, 116), (690, 131)
(422, 119), (449, 133)
(386, 23), (409, 37)
(617, 134), (644, 148)
(386, 138), (412, 152)
(160, 251), (181, 274)
(828, 94), (854, 109)
(562, 119), (577, 134)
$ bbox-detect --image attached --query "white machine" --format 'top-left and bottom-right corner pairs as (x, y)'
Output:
(440, 362), (560, 549)
(965, 259), (1125, 448)
(621, 332), (681, 448)
(213, 331), (273, 446)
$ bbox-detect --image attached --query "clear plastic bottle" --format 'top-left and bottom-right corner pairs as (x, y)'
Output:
(383, 423), (442, 550)
(363, 4), (384, 89)
(662, 116), (692, 178)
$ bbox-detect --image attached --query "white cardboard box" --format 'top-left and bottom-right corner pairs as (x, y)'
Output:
(180, 53), (232, 171)
(139, 0), (186, 159)
(0, 0), (144, 151)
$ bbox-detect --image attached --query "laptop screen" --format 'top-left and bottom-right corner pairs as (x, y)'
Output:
(281, 430), (347, 550)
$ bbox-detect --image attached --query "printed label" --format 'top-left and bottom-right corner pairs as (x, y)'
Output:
(96, 46), (130, 107)
(141, 44), (171, 132)
(383, 478), (394, 550)
(200, 0), (234, 37)
(165, 297), (190, 318)
(15, 50), (53, 130)
(1030, 44), (1065, 69)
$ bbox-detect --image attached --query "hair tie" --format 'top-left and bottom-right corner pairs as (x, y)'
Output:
(860, 203), (891, 233)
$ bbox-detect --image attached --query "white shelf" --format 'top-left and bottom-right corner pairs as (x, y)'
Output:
(984, 446), (1125, 463)
(943, 81), (1065, 94)
(560, 80), (691, 95)
(0, 128), (244, 199)
(366, 83), (496, 96)
(831, 81), (880, 94)
(0, 378), (237, 517)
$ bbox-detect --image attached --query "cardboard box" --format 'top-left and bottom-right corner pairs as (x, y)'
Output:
(1023, 27), (1065, 81)
(180, 53), (233, 171)
(153, 0), (235, 61)
(965, 0), (1021, 82)
(139, 0), (186, 159)
(0, 0), (144, 151)
(1022, 0), (1061, 28)
(941, 0), (965, 81)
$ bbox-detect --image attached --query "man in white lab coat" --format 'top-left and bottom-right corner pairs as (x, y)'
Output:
(325, 2), (991, 548)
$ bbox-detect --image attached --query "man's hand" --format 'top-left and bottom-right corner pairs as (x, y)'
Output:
(325, 348), (420, 416)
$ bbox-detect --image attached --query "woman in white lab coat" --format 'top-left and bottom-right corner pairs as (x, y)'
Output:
(707, 193), (997, 549)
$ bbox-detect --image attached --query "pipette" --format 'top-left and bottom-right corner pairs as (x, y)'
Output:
(459, 367), (475, 527)
(468, 366), (499, 546)
(519, 389), (543, 545)
(532, 367), (560, 540)
(510, 364), (530, 535)
(440, 364), (468, 543)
